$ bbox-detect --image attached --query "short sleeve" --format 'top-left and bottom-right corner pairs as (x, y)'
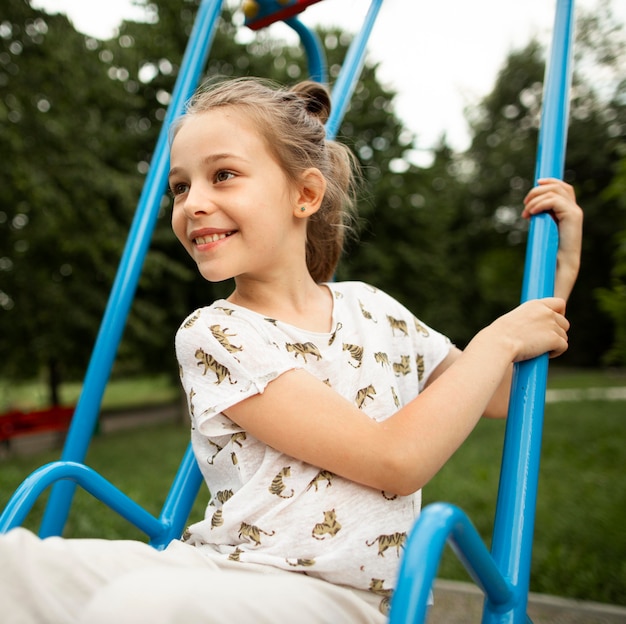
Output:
(175, 307), (303, 436)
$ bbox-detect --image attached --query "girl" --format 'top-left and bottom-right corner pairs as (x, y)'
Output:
(0, 77), (583, 624)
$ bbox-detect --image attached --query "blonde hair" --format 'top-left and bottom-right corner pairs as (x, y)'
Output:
(173, 77), (359, 283)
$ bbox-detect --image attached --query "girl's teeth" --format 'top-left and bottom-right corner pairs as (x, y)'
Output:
(195, 232), (232, 244)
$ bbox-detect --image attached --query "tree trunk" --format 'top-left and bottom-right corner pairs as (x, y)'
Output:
(48, 358), (62, 406)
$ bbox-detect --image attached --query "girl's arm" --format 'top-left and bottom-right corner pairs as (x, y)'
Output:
(224, 297), (569, 496)
(425, 347), (512, 419)
(221, 180), (580, 495)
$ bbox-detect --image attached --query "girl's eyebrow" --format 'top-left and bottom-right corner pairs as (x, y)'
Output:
(168, 153), (247, 181)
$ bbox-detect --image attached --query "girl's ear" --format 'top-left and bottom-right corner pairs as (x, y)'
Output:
(293, 168), (327, 218)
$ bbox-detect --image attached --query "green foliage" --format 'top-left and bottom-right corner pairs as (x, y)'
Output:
(0, 3), (138, 393)
(595, 157), (626, 365)
(2, 0), (626, 407)
(461, 2), (626, 364)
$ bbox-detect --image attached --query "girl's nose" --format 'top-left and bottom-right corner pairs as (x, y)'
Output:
(184, 183), (215, 217)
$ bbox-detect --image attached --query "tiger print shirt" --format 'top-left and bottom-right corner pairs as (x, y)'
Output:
(175, 281), (451, 612)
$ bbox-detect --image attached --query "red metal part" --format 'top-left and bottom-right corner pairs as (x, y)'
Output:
(244, 0), (325, 30)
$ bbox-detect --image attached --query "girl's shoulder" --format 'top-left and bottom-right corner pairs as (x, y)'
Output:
(329, 281), (407, 312)
(327, 280), (385, 299)
(176, 299), (281, 344)
(179, 299), (268, 327)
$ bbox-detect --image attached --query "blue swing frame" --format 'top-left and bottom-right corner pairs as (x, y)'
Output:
(0, 1), (576, 621)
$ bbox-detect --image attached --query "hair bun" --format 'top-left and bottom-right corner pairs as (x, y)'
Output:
(291, 81), (331, 125)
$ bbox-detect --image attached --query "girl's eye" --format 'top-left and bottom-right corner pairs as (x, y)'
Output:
(170, 182), (189, 197)
(215, 170), (235, 183)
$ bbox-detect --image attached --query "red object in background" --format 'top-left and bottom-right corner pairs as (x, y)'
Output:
(243, 0), (325, 30)
(0, 406), (74, 441)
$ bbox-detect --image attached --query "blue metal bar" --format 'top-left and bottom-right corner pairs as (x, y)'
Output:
(0, 451), (203, 548)
(150, 443), (204, 549)
(0, 462), (166, 541)
(284, 17), (328, 83)
(389, 2), (575, 622)
(39, 0), (225, 538)
(325, 0), (384, 140)
(485, 1), (576, 622)
(389, 503), (514, 623)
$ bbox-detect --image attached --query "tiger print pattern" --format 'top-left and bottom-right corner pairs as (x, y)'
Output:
(269, 467), (294, 499)
(312, 510), (342, 540)
(175, 281), (452, 603)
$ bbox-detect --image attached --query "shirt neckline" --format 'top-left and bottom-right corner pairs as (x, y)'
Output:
(213, 283), (338, 337)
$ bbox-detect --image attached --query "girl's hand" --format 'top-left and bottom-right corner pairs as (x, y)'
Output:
(522, 178), (583, 301)
(487, 297), (570, 362)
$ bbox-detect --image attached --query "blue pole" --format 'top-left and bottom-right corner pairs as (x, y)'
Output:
(484, 1), (575, 621)
(284, 17), (328, 83)
(39, 0), (225, 538)
(389, 503), (514, 623)
(326, 0), (384, 140)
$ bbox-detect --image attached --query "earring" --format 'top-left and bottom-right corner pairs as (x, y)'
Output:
(300, 206), (307, 212)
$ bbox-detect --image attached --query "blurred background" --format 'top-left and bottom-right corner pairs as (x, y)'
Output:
(2, 0), (625, 406)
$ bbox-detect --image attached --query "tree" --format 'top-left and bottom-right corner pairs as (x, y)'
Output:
(0, 1), (143, 404)
(3, 0), (431, 402)
(595, 155), (626, 365)
(6, 0), (621, 410)
(461, 1), (626, 365)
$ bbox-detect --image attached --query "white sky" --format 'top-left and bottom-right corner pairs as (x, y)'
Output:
(31, 0), (625, 156)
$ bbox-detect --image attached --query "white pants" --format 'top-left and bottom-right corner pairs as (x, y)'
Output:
(0, 528), (386, 624)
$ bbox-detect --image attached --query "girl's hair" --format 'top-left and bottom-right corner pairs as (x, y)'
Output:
(173, 77), (359, 283)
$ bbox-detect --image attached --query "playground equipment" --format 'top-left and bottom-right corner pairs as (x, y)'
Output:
(0, 0), (576, 621)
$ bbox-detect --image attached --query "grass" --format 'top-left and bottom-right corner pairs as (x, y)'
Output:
(424, 399), (626, 606)
(0, 374), (179, 413)
(0, 369), (624, 605)
(547, 365), (626, 389)
(2, 366), (622, 413)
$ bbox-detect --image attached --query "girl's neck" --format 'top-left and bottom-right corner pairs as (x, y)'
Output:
(227, 277), (333, 333)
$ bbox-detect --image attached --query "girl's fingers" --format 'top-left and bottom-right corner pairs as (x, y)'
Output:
(522, 179), (581, 221)
(524, 178), (574, 204)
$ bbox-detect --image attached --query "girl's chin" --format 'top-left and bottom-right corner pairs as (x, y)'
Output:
(197, 268), (236, 284)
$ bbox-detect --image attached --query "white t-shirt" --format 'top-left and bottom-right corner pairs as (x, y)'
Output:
(175, 281), (451, 611)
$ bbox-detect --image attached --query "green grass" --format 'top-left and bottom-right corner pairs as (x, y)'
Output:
(0, 370), (625, 605)
(547, 365), (626, 389)
(424, 399), (626, 606)
(2, 367), (622, 413)
(0, 374), (179, 412)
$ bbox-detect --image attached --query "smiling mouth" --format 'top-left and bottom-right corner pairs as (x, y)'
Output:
(194, 231), (236, 245)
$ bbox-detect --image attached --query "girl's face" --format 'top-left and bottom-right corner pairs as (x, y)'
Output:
(169, 108), (304, 284)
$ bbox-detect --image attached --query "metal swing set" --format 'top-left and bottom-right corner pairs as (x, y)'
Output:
(0, 1), (576, 621)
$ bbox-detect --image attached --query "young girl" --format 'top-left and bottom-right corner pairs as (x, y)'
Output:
(0, 77), (582, 624)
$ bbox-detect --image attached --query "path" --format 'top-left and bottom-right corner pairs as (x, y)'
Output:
(429, 579), (626, 623)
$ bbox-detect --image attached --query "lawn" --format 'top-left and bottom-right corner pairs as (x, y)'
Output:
(424, 398), (626, 606)
(0, 369), (624, 606)
(0, 373), (180, 413)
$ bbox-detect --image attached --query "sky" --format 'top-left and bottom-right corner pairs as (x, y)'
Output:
(31, 0), (624, 158)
